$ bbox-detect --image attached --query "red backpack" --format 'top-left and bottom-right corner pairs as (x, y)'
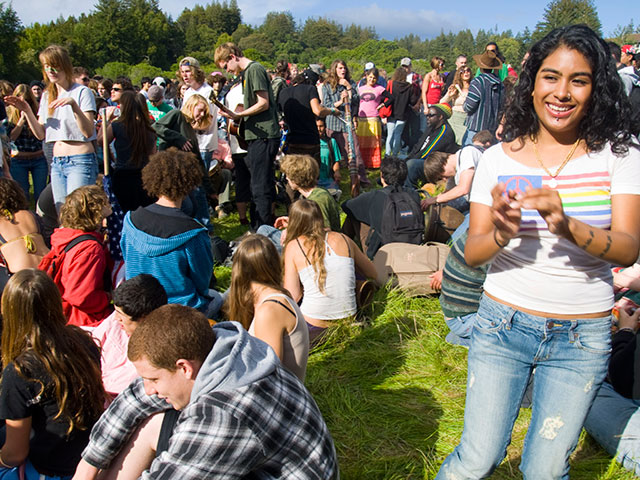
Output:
(38, 234), (102, 286)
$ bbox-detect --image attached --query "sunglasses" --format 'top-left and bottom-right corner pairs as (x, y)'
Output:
(112, 87), (122, 92)
(425, 113), (438, 118)
(80, 77), (90, 82)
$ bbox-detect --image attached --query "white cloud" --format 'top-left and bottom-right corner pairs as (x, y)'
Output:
(325, 4), (466, 39)
(13, 0), (91, 26)
(236, 0), (319, 26)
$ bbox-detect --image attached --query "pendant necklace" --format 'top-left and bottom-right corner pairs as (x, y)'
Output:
(532, 137), (581, 189)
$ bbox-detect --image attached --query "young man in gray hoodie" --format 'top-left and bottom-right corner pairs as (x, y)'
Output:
(72, 304), (338, 480)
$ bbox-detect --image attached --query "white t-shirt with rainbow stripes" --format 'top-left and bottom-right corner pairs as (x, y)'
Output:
(470, 142), (640, 315)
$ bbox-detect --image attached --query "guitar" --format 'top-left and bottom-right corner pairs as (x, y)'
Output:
(210, 96), (248, 150)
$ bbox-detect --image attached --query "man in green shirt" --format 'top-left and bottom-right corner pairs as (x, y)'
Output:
(215, 43), (280, 229)
(146, 85), (173, 122)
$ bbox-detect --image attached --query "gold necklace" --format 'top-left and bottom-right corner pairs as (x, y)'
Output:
(532, 137), (581, 189)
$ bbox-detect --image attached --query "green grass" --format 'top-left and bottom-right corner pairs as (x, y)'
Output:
(212, 167), (634, 480)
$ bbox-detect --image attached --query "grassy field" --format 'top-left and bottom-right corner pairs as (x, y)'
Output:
(212, 168), (635, 480)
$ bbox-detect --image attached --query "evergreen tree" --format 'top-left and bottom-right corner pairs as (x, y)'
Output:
(533, 0), (602, 41)
(0, 2), (22, 79)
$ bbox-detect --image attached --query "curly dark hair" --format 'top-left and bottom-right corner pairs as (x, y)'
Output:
(501, 25), (635, 154)
(0, 178), (28, 214)
(142, 148), (202, 201)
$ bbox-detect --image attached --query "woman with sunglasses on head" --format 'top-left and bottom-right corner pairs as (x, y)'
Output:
(436, 25), (640, 479)
(4, 45), (97, 211)
(441, 66), (473, 144)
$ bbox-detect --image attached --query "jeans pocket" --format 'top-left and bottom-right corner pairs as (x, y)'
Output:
(474, 313), (506, 334)
(574, 323), (612, 355)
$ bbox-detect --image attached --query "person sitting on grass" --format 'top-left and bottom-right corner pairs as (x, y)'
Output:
(283, 199), (379, 345)
(91, 274), (168, 397)
(120, 149), (223, 318)
(226, 234), (309, 381)
(420, 130), (493, 214)
(257, 154), (341, 250)
(0, 177), (49, 294)
(72, 304), (338, 480)
(47, 185), (113, 327)
(584, 306), (640, 476)
(342, 155), (420, 259)
(0, 269), (105, 479)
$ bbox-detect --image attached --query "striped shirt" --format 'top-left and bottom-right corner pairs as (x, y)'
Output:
(463, 73), (503, 132)
(470, 143), (640, 314)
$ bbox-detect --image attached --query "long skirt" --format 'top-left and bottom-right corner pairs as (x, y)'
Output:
(356, 117), (382, 169)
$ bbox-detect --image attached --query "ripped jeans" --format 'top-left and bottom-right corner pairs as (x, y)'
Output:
(436, 294), (611, 480)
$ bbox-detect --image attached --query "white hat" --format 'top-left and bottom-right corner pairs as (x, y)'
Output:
(400, 57), (411, 67)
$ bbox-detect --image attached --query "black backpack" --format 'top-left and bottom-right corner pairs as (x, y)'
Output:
(380, 187), (424, 245)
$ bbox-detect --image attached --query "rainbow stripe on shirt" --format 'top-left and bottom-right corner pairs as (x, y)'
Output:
(498, 172), (611, 232)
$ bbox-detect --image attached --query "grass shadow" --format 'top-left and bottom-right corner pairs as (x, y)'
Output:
(306, 287), (444, 479)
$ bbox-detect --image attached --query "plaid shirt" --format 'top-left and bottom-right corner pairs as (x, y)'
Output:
(82, 343), (338, 479)
(7, 122), (44, 153)
(463, 73), (504, 132)
(321, 81), (359, 133)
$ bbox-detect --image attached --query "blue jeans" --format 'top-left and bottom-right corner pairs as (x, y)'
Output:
(445, 313), (476, 347)
(256, 224), (283, 254)
(584, 381), (640, 476)
(461, 128), (478, 147)
(385, 120), (406, 157)
(436, 294), (611, 480)
(404, 157), (425, 190)
(51, 153), (98, 209)
(10, 155), (48, 203)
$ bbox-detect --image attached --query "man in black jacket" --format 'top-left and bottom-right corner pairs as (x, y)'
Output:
(405, 103), (458, 189)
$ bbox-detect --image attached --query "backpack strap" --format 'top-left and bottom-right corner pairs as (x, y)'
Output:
(64, 234), (100, 253)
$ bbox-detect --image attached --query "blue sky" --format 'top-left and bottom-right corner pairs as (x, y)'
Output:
(13, 0), (637, 40)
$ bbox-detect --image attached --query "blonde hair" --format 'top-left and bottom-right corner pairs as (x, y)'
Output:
(214, 42), (243, 65)
(7, 84), (38, 125)
(59, 185), (108, 231)
(39, 45), (74, 115)
(280, 154), (319, 190)
(181, 94), (212, 129)
(284, 199), (328, 294)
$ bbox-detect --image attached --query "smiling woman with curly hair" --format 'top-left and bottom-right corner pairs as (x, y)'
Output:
(121, 148), (222, 318)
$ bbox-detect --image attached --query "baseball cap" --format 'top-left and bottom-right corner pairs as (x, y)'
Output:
(147, 85), (164, 103)
(400, 57), (411, 67)
(365, 62), (375, 70)
(622, 45), (633, 55)
(152, 76), (166, 87)
(179, 56), (200, 68)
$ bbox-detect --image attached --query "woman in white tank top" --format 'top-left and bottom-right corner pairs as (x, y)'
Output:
(226, 234), (308, 381)
(283, 199), (379, 343)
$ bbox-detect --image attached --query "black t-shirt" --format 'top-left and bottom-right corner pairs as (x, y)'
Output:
(278, 84), (320, 145)
(0, 347), (100, 476)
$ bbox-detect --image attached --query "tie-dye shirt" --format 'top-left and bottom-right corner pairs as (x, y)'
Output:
(470, 142), (640, 314)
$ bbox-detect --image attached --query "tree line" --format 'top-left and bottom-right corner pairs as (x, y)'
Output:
(0, 0), (636, 85)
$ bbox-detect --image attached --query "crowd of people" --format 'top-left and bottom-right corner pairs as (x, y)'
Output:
(0, 23), (639, 479)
